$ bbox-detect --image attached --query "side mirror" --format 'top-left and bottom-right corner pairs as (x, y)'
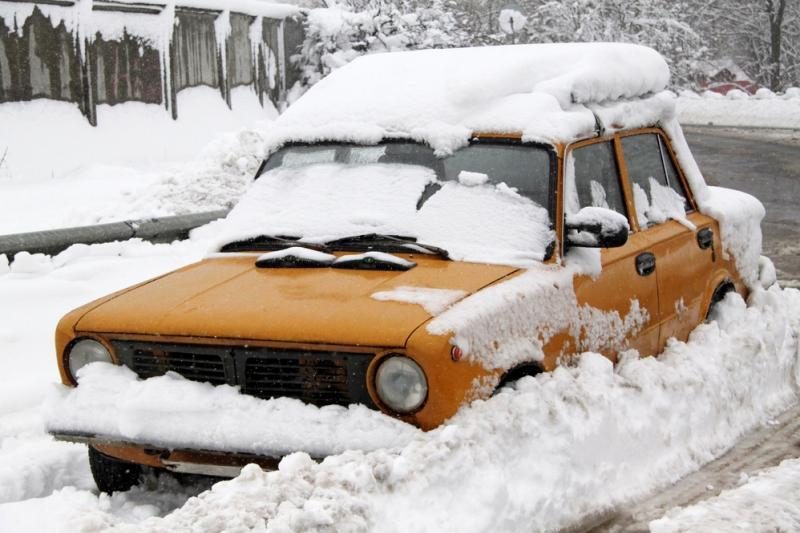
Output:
(565, 207), (629, 248)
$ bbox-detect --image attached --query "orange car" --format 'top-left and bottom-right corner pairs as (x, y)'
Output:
(48, 44), (755, 493)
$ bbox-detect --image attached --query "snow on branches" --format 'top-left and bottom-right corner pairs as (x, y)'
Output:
(289, 1), (465, 101)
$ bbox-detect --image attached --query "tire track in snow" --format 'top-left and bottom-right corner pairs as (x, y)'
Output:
(572, 401), (800, 532)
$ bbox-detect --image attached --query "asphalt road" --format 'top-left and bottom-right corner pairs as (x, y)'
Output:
(683, 126), (800, 284)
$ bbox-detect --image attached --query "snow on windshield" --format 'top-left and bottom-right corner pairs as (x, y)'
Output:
(209, 144), (555, 267)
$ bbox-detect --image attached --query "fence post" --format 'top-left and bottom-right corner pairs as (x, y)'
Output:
(79, 36), (97, 126)
(168, 38), (178, 120)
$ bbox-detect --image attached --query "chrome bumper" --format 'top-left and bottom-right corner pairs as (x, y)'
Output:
(51, 431), (284, 478)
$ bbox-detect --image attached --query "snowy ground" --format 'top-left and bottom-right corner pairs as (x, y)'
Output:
(1, 93), (800, 531)
(0, 87), (272, 234)
(650, 458), (800, 532)
(1, 237), (799, 531)
(676, 87), (800, 130)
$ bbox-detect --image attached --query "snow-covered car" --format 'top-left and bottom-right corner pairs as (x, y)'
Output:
(47, 43), (765, 493)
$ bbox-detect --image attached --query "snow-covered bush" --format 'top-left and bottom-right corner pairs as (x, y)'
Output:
(290, 1), (465, 100)
(785, 87), (800, 99)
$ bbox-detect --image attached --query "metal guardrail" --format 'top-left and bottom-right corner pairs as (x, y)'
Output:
(0, 210), (229, 259)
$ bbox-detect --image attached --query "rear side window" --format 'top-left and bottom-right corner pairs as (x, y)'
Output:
(566, 141), (627, 217)
(622, 134), (690, 229)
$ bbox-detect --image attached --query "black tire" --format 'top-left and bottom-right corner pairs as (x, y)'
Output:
(496, 363), (543, 392)
(705, 281), (735, 322)
(88, 446), (143, 494)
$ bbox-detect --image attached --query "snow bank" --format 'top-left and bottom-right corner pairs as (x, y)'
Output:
(44, 364), (421, 458)
(204, 162), (553, 267)
(0, 435), (92, 505)
(0, 87), (275, 184)
(0, 91), (271, 233)
(25, 285), (799, 532)
(677, 90), (800, 129)
(273, 43), (671, 151)
(651, 458), (800, 532)
(0, 238), (208, 506)
(0, 478), (206, 532)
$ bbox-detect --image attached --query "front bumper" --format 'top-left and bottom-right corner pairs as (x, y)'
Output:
(52, 432), (288, 478)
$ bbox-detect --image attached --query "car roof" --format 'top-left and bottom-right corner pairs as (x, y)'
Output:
(271, 43), (674, 153)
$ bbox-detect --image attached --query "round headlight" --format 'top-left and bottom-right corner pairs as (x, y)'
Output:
(375, 356), (428, 413)
(67, 339), (113, 382)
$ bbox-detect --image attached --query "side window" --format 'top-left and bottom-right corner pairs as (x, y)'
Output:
(621, 134), (689, 229)
(658, 136), (691, 206)
(567, 141), (627, 217)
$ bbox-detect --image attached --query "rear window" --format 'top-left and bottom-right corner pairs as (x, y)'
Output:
(622, 134), (690, 229)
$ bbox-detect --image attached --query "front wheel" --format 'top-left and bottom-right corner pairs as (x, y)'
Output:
(88, 446), (142, 494)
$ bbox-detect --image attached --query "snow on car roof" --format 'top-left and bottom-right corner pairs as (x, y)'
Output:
(275, 43), (672, 151)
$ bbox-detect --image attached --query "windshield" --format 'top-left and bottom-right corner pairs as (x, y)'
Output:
(216, 141), (555, 267)
(263, 141), (553, 214)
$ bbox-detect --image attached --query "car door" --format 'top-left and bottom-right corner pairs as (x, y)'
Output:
(565, 137), (661, 359)
(618, 130), (717, 346)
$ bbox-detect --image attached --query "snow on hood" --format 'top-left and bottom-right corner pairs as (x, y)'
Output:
(270, 43), (671, 152)
(371, 287), (467, 316)
(205, 163), (554, 267)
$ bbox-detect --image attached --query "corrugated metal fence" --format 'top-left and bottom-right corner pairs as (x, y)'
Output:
(0, 0), (305, 124)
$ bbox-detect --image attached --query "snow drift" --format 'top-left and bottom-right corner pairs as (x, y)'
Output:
(27, 284), (800, 532)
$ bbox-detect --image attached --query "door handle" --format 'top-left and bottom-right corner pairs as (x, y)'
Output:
(636, 252), (656, 276)
(697, 228), (713, 249)
(697, 227), (717, 261)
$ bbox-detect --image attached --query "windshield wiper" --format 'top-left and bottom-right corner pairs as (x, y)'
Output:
(324, 233), (449, 259)
(220, 235), (332, 253)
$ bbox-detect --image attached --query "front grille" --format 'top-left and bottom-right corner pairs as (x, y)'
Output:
(128, 346), (228, 385)
(111, 341), (375, 407)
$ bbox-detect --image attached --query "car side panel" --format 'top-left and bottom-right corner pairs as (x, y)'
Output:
(647, 214), (717, 345)
(572, 230), (661, 361)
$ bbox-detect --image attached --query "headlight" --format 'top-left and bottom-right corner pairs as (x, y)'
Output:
(67, 339), (113, 382)
(375, 356), (428, 413)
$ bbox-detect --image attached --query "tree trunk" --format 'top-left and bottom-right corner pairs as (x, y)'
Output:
(767, 0), (787, 91)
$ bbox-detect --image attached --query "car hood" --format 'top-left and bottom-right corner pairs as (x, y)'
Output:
(75, 254), (517, 347)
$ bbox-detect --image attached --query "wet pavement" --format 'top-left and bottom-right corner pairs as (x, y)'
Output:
(684, 126), (800, 285)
